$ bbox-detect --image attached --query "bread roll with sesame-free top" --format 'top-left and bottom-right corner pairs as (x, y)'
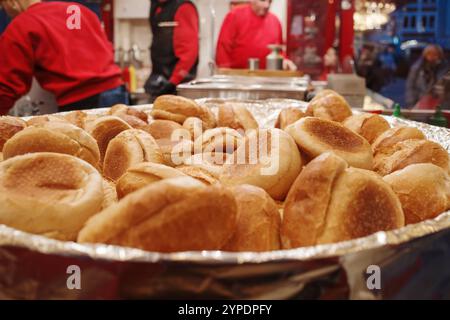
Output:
(0, 116), (27, 150)
(286, 117), (373, 170)
(152, 95), (216, 129)
(78, 177), (237, 253)
(0, 153), (103, 241)
(384, 164), (450, 225)
(3, 122), (101, 168)
(282, 153), (404, 249)
(220, 128), (302, 201)
(343, 113), (391, 144)
(103, 129), (164, 181)
(218, 103), (259, 131)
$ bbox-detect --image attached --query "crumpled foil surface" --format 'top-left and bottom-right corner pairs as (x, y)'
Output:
(1, 99), (449, 300)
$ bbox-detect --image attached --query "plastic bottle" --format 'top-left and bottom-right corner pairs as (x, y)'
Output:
(429, 105), (448, 128)
(392, 103), (404, 119)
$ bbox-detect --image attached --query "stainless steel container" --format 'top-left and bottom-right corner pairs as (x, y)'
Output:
(248, 58), (260, 71)
(266, 44), (284, 71)
(177, 75), (309, 101)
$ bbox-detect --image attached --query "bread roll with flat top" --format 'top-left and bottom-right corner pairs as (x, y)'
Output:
(108, 104), (148, 123)
(218, 103), (259, 131)
(116, 162), (186, 199)
(3, 122), (101, 168)
(223, 185), (281, 252)
(220, 128), (302, 201)
(146, 120), (187, 141)
(275, 108), (306, 130)
(152, 95), (216, 129)
(103, 129), (164, 181)
(282, 153), (404, 249)
(88, 116), (132, 163)
(384, 164), (450, 225)
(372, 126), (426, 154)
(306, 91), (353, 122)
(286, 117), (373, 170)
(0, 153), (103, 241)
(63, 111), (88, 129)
(0, 116), (27, 150)
(343, 113), (390, 144)
(374, 139), (449, 176)
(78, 177), (237, 253)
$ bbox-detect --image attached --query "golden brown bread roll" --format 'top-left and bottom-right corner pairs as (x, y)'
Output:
(310, 89), (339, 102)
(3, 122), (101, 168)
(282, 153), (405, 248)
(116, 162), (186, 199)
(146, 120), (188, 141)
(103, 129), (164, 181)
(374, 139), (449, 176)
(306, 91), (353, 122)
(218, 103), (259, 131)
(286, 117), (373, 170)
(372, 126), (426, 154)
(108, 104), (149, 123)
(78, 177), (237, 253)
(0, 116), (27, 150)
(384, 164), (450, 225)
(223, 185), (281, 252)
(26, 115), (69, 127)
(0, 153), (103, 241)
(152, 95), (216, 129)
(220, 128), (302, 201)
(194, 127), (243, 155)
(102, 178), (118, 209)
(62, 111), (88, 129)
(343, 113), (391, 144)
(275, 108), (306, 130)
(116, 114), (150, 131)
(177, 165), (220, 185)
(88, 116), (133, 163)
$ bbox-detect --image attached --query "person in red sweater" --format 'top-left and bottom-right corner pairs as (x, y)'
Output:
(0, 0), (127, 115)
(216, 0), (296, 70)
(145, 0), (199, 101)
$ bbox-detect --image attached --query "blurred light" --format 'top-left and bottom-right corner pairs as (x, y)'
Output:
(354, 0), (396, 31)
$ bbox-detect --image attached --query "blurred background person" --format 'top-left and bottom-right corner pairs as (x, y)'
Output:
(378, 45), (397, 85)
(216, 0), (296, 71)
(406, 44), (449, 109)
(0, 0), (127, 114)
(356, 45), (384, 92)
(145, 0), (199, 101)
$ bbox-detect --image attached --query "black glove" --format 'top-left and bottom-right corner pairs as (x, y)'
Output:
(157, 81), (176, 96)
(145, 74), (176, 100)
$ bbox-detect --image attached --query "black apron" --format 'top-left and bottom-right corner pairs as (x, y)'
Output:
(145, 0), (199, 97)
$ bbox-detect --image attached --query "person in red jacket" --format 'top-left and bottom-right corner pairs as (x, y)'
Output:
(216, 0), (296, 70)
(145, 0), (199, 101)
(0, 0), (127, 115)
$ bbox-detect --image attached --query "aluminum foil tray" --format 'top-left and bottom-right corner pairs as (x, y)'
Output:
(1, 98), (449, 300)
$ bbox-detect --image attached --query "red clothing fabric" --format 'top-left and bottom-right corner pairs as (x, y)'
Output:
(216, 5), (283, 69)
(169, 3), (199, 85)
(0, 2), (122, 114)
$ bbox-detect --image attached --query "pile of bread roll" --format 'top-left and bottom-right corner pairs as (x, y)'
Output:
(0, 91), (449, 253)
